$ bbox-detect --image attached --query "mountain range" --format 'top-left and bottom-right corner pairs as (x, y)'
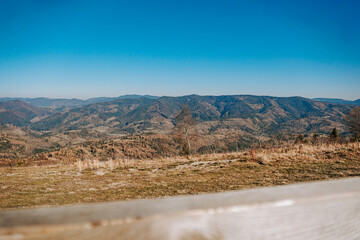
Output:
(1, 95), (358, 110)
(0, 94), (357, 162)
(0, 95), (353, 138)
(0, 95), (158, 109)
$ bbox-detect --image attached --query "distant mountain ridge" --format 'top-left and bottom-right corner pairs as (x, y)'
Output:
(0, 95), (355, 140)
(27, 95), (353, 136)
(313, 98), (360, 105)
(1, 95), (358, 109)
(0, 95), (159, 109)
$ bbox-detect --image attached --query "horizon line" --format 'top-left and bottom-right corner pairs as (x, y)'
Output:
(0, 94), (359, 102)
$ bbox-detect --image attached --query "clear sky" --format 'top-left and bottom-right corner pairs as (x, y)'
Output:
(0, 0), (359, 100)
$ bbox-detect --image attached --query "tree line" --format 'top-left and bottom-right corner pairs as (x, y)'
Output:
(174, 105), (360, 154)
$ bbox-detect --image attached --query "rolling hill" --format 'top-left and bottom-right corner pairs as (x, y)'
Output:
(0, 100), (50, 126)
(29, 95), (353, 136)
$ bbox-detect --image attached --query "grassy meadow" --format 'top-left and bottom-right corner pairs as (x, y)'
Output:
(1, 142), (359, 209)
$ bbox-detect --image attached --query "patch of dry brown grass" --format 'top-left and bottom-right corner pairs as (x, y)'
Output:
(0, 142), (359, 209)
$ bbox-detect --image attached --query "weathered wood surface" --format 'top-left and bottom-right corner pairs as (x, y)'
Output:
(1, 177), (360, 240)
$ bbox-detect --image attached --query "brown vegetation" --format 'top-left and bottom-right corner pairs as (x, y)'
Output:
(1, 142), (359, 209)
(0, 125), (356, 167)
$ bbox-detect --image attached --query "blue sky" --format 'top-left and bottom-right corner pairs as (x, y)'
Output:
(0, 0), (359, 100)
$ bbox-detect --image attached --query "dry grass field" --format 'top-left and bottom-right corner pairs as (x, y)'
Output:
(0, 142), (359, 210)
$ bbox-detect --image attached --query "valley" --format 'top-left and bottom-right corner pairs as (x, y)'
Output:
(0, 94), (355, 167)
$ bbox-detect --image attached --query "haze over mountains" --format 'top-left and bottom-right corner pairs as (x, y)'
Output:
(313, 98), (360, 106)
(1, 95), (359, 109)
(0, 95), (159, 109)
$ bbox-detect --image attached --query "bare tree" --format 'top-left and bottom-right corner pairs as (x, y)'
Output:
(174, 105), (196, 155)
(345, 106), (360, 141)
(252, 120), (269, 148)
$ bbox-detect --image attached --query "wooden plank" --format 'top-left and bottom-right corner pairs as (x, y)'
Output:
(1, 177), (360, 240)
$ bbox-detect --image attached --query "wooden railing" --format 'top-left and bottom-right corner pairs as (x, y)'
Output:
(1, 177), (360, 240)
